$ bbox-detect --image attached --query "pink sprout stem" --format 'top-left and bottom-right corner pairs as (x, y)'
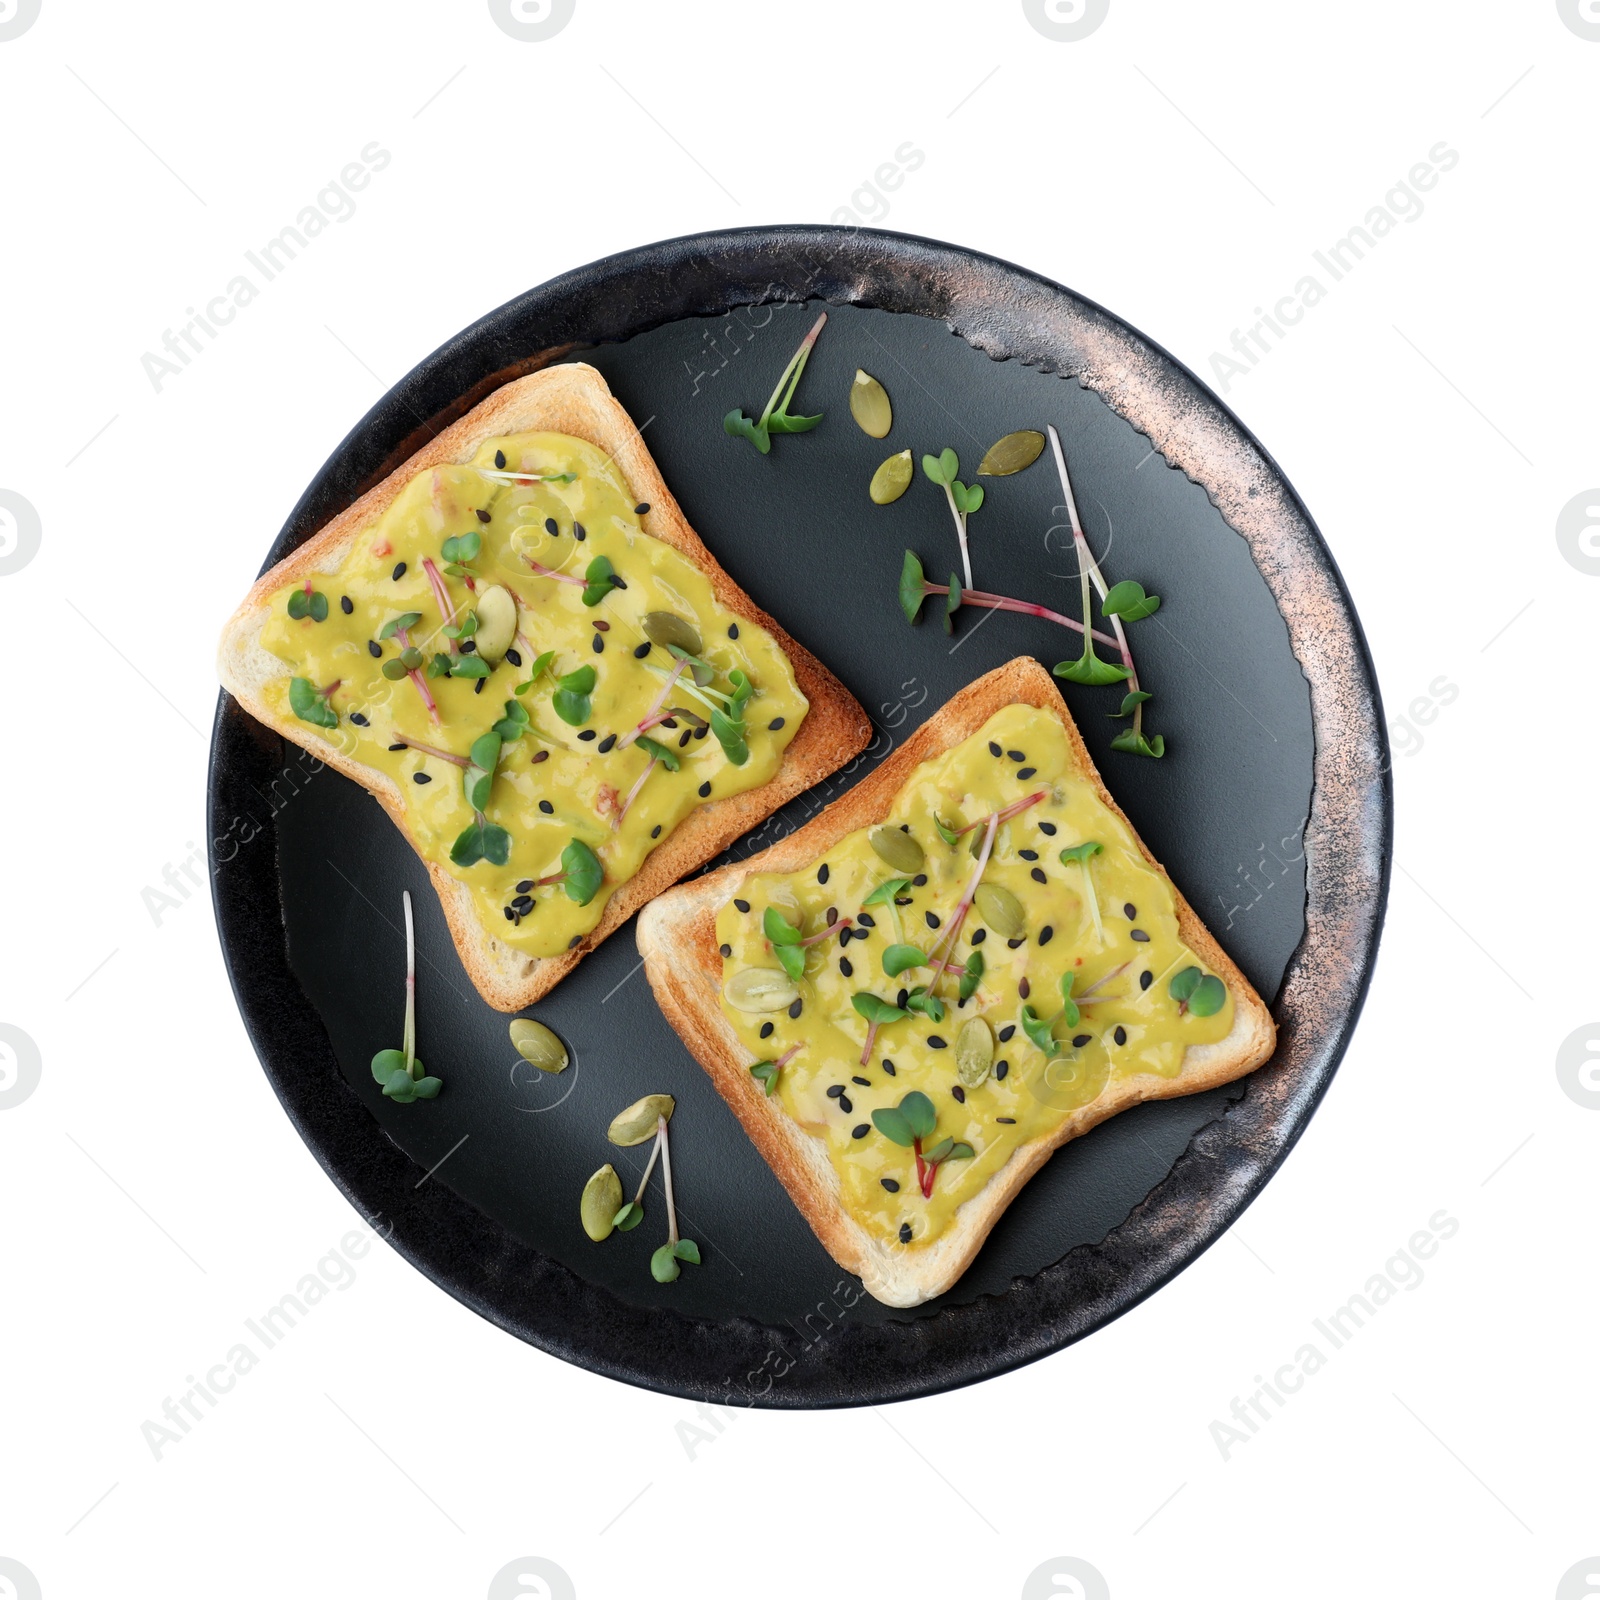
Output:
(391, 734), (467, 768)
(421, 557), (459, 650)
(927, 582), (1121, 650)
(615, 757), (658, 828)
(859, 1020), (881, 1069)
(621, 657), (687, 749)
(525, 558), (585, 588)
(952, 790), (1049, 838)
(394, 627), (439, 722)
(926, 813), (999, 990)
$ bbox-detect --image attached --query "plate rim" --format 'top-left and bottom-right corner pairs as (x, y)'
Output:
(208, 224), (1391, 1407)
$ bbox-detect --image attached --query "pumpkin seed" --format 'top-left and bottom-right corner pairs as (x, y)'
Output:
(976, 429), (1046, 476)
(580, 1164), (623, 1240)
(509, 1017), (568, 1073)
(472, 583), (518, 663)
(607, 1093), (674, 1146)
(724, 966), (801, 1013)
(974, 882), (1026, 938)
(849, 369), (893, 438)
(869, 824), (925, 875)
(955, 1017), (994, 1088)
(869, 449), (913, 505)
(641, 611), (702, 658)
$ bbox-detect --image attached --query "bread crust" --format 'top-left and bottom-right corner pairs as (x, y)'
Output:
(217, 364), (872, 1010)
(637, 657), (1277, 1307)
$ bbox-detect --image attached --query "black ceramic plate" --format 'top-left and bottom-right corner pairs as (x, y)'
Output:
(209, 227), (1389, 1407)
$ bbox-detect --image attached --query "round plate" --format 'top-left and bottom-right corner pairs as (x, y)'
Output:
(209, 227), (1389, 1406)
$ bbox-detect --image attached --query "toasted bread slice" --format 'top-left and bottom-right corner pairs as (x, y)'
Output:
(218, 364), (871, 1010)
(637, 657), (1276, 1307)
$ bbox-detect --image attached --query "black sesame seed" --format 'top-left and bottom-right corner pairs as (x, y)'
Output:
(899, 1222), (913, 1243)
(852, 1124), (870, 1139)
(340, 595), (353, 614)
(532, 750), (549, 764)
(881, 1178), (900, 1192)
(997, 1116), (1017, 1124)
(913, 873), (928, 887)
(544, 517), (559, 536)
(392, 562), (406, 580)
(826, 1084), (844, 1098)
(494, 449), (506, 469)
(838, 927), (854, 944)
(504, 906), (515, 922)
(350, 712), (369, 727)
(925, 911), (941, 930)
(787, 1000), (802, 1021)
(927, 1035), (948, 1050)
(578, 729), (597, 741)
(1007, 937), (1025, 949)
(896, 988), (909, 1009)
(732, 899), (752, 916)
(368, 640), (382, 658)
(598, 733), (617, 752)
(539, 800), (554, 814)
(728, 622), (739, 638)
(839, 955), (854, 979)
(838, 1094), (852, 1112)
(569, 934), (582, 948)
(995, 1060), (1009, 1079)
(1007, 749), (1025, 762)
(1029, 867), (1047, 884)
(826, 906), (839, 926)
(1124, 903), (1137, 920)
(1140, 969), (1153, 990)
(513, 895), (533, 912)
(717, 945), (731, 962)
(857, 913), (876, 929)
(661, 718), (678, 730)
(998, 1025), (1016, 1042)
(412, 772), (431, 784)
(388, 742), (406, 751)
(460, 639), (477, 653)
(592, 635), (604, 653)
(1039, 925), (1054, 945)
(651, 824), (661, 838)
(768, 716), (784, 731)
(1039, 821), (1057, 836)
(1114, 1026), (1127, 1046)
(611, 576), (627, 589)
(505, 648), (522, 667)
(695, 725), (709, 739)
(760, 1022), (774, 1039)
(698, 781), (712, 797)
(970, 927), (986, 944)
(633, 641), (651, 659)
(475, 507), (491, 524)
(515, 879), (533, 893)
(474, 678), (486, 693)
(1130, 929), (1150, 943)
(988, 741), (1002, 756)
(573, 522), (586, 541)
(852, 1075), (871, 1087)
(1018, 978), (1031, 1000)
(951, 1084), (965, 1101)
(592, 619), (610, 631)
(818, 864), (830, 885)
(882, 1059), (896, 1075)
(1019, 849), (1039, 861)
(1073, 1033), (1091, 1048)
(634, 502), (650, 515)
(1018, 767), (1037, 780)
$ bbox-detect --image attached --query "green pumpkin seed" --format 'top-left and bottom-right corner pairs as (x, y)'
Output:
(641, 611), (702, 658)
(580, 1164), (623, 1240)
(509, 1017), (568, 1073)
(869, 824), (925, 875)
(974, 882), (1026, 938)
(608, 1093), (675, 1146)
(724, 966), (800, 1013)
(869, 449), (913, 505)
(976, 429), (1046, 476)
(472, 583), (518, 664)
(849, 369), (893, 438)
(955, 1017), (994, 1088)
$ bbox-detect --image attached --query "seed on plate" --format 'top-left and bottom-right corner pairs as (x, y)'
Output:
(592, 635), (604, 653)
(989, 741), (1002, 757)
(1114, 1026), (1127, 1045)
(728, 622), (739, 638)
(995, 1059), (1009, 1080)
(1073, 1034), (1091, 1048)
(592, 619), (610, 632)
(634, 642), (651, 658)
(970, 927), (986, 944)
(760, 1022), (774, 1038)
(510, 1018), (569, 1074)
(698, 781), (712, 797)
(598, 733), (617, 752)
(580, 1164), (623, 1241)
(1125, 903), (1137, 919)
(476, 508), (491, 524)
(494, 450), (506, 468)
(925, 911), (941, 930)
(956, 1018), (994, 1087)
(725, 967), (798, 1013)
(927, 1035), (948, 1050)
(635, 502), (650, 515)
(532, 751), (549, 765)
(506, 648), (523, 667)
(544, 517), (559, 536)
(340, 595), (353, 614)
(392, 562), (406, 580)
(1019, 849), (1039, 861)
(853, 1124), (870, 1139)
(719, 943), (732, 958)
(607, 1093), (674, 1146)
(769, 717), (784, 730)
(350, 712), (369, 727)
(1140, 970), (1153, 990)
(951, 1084), (965, 1102)
(579, 729), (597, 741)
(1018, 977), (1030, 999)
(899, 1222), (913, 1243)
(1007, 749), (1025, 762)
(839, 1094), (852, 1113)
(818, 863), (830, 885)
(788, 998), (803, 1019)
(1038, 925), (1053, 945)
(998, 1025), (1016, 1042)
(882, 1059), (896, 1075)
(852, 1075), (872, 1087)
(1029, 867), (1046, 884)
(881, 1178), (900, 1192)
(650, 824), (661, 837)
(997, 1116), (1016, 1124)
(387, 742), (405, 751)
(1130, 929), (1150, 942)
(539, 800), (554, 814)
(573, 522), (586, 541)
(857, 912), (876, 928)
(826, 1084), (844, 1098)
(1018, 767), (1036, 780)
(1007, 937), (1025, 949)
(368, 640), (382, 658)
(412, 772), (431, 784)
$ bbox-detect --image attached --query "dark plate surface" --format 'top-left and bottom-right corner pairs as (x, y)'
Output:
(209, 227), (1389, 1406)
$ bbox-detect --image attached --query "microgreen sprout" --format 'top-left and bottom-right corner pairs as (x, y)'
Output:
(852, 992), (910, 1066)
(861, 876), (913, 945)
(288, 676), (338, 729)
(473, 465), (577, 487)
(871, 1090), (973, 1198)
(287, 582), (329, 622)
(724, 310), (827, 454)
(520, 838), (604, 905)
(450, 730), (513, 867)
(958, 949), (984, 1002)
(1020, 972), (1084, 1057)
(750, 1040), (804, 1097)
(920, 813), (999, 994)
(369, 890), (443, 1103)
(615, 735), (680, 828)
(1058, 839), (1105, 944)
(649, 1113), (700, 1283)
(898, 550), (1121, 645)
(439, 530), (481, 578)
(764, 905), (853, 981)
(376, 612), (439, 721)
(1169, 966), (1226, 1017)
(920, 447), (985, 589)
(551, 663), (596, 726)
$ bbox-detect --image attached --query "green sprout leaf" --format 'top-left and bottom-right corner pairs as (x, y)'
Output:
(410, 1076), (443, 1099)
(493, 699), (531, 742)
(1058, 841), (1102, 866)
(370, 1048), (408, 1084)
(1054, 646), (1131, 688)
(872, 1105), (915, 1146)
(515, 650), (557, 695)
(559, 838), (603, 905)
(1020, 1004), (1057, 1055)
(750, 1060), (781, 1096)
(900, 1090), (936, 1140)
(724, 409), (772, 455)
(635, 735), (681, 772)
(612, 1201), (644, 1232)
(763, 907), (802, 945)
(862, 878), (913, 908)
(1058, 973), (1081, 1031)
(944, 573), (961, 634)
(448, 654), (490, 679)
(1189, 975), (1226, 1015)
(882, 943), (925, 978)
(1110, 690), (1153, 719)
(899, 550), (929, 625)
(650, 1243), (681, 1283)
(775, 943), (806, 982)
(377, 611), (422, 641)
(672, 1238), (701, 1264)
(1170, 967), (1202, 1004)
(426, 653), (452, 678)
(1102, 579), (1162, 621)
(1110, 728), (1166, 758)
(951, 480), (985, 516)
(552, 664), (596, 726)
(946, 1142), (975, 1161)
(709, 705), (749, 767)
(852, 993), (907, 1027)
(959, 950), (984, 1002)
(441, 531), (482, 565)
(905, 986), (945, 1023)
(765, 409), (822, 435)
(288, 677), (337, 729)
(287, 589), (310, 620)
(924, 1136), (954, 1164)
(581, 554), (618, 606)
(934, 814), (962, 848)
(450, 820), (511, 868)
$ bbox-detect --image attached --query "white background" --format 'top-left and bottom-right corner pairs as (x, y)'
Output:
(1, 2), (1595, 1597)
